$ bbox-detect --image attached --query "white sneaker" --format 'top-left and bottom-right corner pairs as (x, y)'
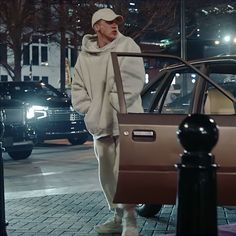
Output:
(122, 226), (139, 236)
(122, 215), (139, 236)
(94, 217), (122, 234)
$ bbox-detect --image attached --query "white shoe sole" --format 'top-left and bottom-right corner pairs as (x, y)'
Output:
(122, 227), (139, 236)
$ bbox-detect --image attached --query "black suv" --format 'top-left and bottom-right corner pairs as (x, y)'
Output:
(0, 81), (89, 145)
(0, 99), (35, 160)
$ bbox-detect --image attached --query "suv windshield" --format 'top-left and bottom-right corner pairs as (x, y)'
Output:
(0, 82), (64, 100)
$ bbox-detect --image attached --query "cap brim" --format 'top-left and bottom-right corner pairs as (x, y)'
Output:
(103, 15), (124, 24)
(114, 16), (124, 25)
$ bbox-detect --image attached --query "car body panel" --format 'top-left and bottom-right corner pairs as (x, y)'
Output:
(111, 52), (236, 206)
(114, 113), (236, 205)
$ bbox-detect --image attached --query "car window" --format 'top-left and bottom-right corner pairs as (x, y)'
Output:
(142, 70), (199, 114)
(210, 73), (236, 84)
(204, 73), (236, 115)
(142, 76), (164, 112)
(161, 72), (198, 114)
(209, 73), (236, 95)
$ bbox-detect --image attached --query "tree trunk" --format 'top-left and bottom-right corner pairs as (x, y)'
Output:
(60, 29), (66, 92)
(60, 0), (66, 93)
(13, 44), (22, 81)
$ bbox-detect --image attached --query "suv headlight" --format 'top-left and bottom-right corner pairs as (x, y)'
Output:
(70, 105), (75, 111)
(27, 105), (48, 119)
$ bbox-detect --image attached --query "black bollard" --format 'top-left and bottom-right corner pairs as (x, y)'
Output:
(176, 114), (219, 236)
(0, 118), (7, 236)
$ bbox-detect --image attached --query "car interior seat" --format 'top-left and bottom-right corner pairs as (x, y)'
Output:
(205, 88), (235, 115)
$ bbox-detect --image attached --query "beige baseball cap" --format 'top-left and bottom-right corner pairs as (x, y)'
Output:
(91, 8), (124, 28)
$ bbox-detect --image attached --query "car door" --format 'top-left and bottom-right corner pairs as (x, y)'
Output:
(201, 62), (236, 205)
(111, 53), (236, 206)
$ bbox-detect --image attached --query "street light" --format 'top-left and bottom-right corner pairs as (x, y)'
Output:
(223, 35), (231, 42)
(214, 34), (236, 55)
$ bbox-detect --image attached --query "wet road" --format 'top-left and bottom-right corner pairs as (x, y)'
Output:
(3, 140), (100, 200)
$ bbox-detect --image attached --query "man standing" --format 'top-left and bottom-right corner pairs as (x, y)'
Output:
(71, 8), (145, 236)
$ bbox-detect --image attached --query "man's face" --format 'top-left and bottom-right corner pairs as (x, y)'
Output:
(96, 19), (119, 42)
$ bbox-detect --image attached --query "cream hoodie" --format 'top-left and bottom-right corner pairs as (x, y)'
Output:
(71, 32), (145, 139)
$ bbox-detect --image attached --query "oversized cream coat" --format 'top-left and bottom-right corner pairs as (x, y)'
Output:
(71, 32), (145, 139)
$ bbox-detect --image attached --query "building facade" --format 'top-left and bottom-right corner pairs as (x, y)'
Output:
(0, 34), (77, 89)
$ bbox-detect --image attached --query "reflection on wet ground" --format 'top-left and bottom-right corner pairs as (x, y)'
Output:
(3, 139), (100, 200)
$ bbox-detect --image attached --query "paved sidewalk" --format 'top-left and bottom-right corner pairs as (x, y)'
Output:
(4, 191), (236, 236)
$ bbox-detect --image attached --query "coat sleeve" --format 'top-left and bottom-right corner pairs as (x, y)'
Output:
(109, 38), (145, 112)
(71, 56), (91, 114)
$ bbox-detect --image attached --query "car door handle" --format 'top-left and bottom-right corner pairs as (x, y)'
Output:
(132, 130), (156, 142)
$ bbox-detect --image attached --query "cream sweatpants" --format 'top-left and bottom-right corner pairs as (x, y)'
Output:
(94, 135), (120, 210)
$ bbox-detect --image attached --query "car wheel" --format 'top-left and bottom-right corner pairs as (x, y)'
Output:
(8, 150), (32, 160)
(136, 204), (162, 217)
(68, 134), (88, 145)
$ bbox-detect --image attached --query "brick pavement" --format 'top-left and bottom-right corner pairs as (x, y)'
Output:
(4, 191), (236, 236)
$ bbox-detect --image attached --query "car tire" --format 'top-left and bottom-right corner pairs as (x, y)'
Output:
(68, 134), (88, 145)
(8, 150), (32, 160)
(136, 204), (162, 217)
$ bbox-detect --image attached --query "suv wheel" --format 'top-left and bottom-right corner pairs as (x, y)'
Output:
(68, 134), (88, 145)
(136, 204), (162, 217)
(8, 150), (32, 160)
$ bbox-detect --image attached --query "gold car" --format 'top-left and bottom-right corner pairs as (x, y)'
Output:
(111, 52), (236, 217)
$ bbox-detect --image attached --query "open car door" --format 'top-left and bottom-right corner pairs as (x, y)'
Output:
(111, 52), (236, 206)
